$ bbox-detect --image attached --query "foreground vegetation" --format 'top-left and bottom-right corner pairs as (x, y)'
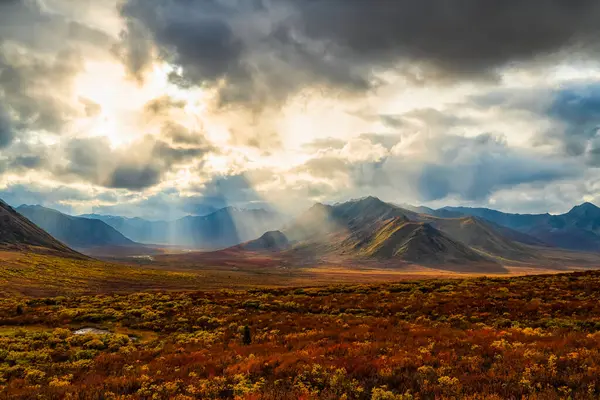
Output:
(0, 252), (210, 298)
(2, 270), (600, 398)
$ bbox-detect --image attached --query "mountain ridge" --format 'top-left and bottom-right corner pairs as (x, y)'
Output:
(271, 197), (504, 267)
(442, 202), (600, 251)
(0, 200), (82, 257)
(82, 206), (287, 249)
(17, 205), (136, 249)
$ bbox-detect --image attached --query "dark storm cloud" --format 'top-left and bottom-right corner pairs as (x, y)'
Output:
(0, 49), (80, 137)
(288, 0), (600, 76)
(467, 82), (600, 166)
(119, 0), (600, 107)
(415, 153), (573, 202)
(9, 155), (45, 170)
(119, 0), (371, 106)
(61, 133), (213, 190)
(0, 103), (14, 148)
(117, 19), (153, 81)
(298, 125), (578, 203)
(107, 164), (162, 190)
(407, 133), (577, 201)
(0, 0), (113, 51)
(546, 83), (600, 162)
(183, 172), (266, 211)
(119, 0), (246, 84)
(64, 136), (108, 184)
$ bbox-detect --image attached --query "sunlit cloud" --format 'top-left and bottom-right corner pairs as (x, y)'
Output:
(1, 0), (600, 217)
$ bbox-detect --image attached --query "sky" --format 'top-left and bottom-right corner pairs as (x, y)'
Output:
(2, 0), (600, 219)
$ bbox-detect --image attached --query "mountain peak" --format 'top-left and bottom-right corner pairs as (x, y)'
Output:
(568, 202), (600, 216)
(18, 204), (46, 210)
(350, 196), (385, 205)
(575, 201), (598, 209)
(238, 230), (290, 252)
(308, 202), (332, 212)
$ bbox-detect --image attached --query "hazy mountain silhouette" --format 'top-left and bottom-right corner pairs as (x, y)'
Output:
(83, 207), (286, 249)
(238, 230), (290, 251)
(79, 214), (169, 244)
(0, 200), (80, 257)
(17, 205), (135, 249)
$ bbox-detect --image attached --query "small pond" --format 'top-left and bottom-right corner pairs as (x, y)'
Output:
(73, 328), (111, 335)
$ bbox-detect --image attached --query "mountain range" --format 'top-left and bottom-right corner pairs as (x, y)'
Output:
(81, 207), (287, 249)
(5, 196), (600, 268)
(17, 205), (135, 250)
(0, 200), (80, 257)
(438, 203), (600, 251)
(238, 197), (538, 268)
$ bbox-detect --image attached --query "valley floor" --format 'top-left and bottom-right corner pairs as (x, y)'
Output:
(0, 250), (588, 298)
(2, 270), (600, 398)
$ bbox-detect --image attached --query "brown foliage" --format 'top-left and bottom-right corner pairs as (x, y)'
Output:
(2, 271), (600, 398)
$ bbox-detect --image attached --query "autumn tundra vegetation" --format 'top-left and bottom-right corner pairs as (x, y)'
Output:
(2, 270), (600, 399)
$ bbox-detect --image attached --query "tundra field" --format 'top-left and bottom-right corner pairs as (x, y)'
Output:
(3, 268), (600, 399)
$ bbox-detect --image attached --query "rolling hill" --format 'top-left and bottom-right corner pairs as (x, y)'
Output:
(17, 205), (136, 249)
(238, 230), (290, 251)
(424, 216), (543, 260)
(350, 218), (490, 264)
(0, 200), (80, 257)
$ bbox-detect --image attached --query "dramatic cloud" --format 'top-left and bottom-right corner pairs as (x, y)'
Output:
(60, 132), (213, 190)
(546, 83), (600, 163)
(119, 0), (600, 109)
(0, 104), (14, 148)
(410, 134), (577, 201)
(0, 0), (117, 150)
(296, 129), (578, 205)
(288, 0), (600, 77)
(118, 0), (372, 107)
(2, 0), (600, 216)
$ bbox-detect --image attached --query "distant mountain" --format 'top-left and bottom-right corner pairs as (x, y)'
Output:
(79, 214), (168, 244)
(83, 207), (287, 249)
(425, 216), (544, 260)
(285, 197), (410, 242)
(0, 200), (79, 257)
(443, 202), (600, 251)
(441, 206), (549, 231)
(238, 230), (290, 251)
(175, 207), (286, 248)
(562, 203), (600, 233)
(279, 197), (497, 266)
(400, 204), (464, 219)
(17, 205), (136, 249)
